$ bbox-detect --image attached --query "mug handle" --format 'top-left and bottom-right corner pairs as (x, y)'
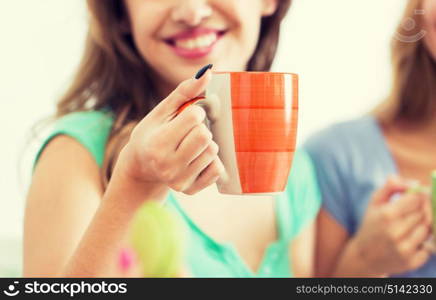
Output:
(176, 94), (229, 184)
(176, 95), (220, 123)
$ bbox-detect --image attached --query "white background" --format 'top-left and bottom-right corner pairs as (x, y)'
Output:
(0, 0), (408, 271)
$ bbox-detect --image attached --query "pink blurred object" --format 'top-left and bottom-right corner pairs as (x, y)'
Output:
(118, 248), (135, 272)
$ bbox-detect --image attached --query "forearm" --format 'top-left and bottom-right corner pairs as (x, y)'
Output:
(331, 238), (386, 278)
(60, 165), (168, 277)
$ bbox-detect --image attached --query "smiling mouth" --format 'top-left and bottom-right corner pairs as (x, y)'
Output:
(164, 29), (227, 58)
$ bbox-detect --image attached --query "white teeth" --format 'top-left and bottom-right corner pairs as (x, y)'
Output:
(175, 33), (218, 50)
(186, 40), (195, 49)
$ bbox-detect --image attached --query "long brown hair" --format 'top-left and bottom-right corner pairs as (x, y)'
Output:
(56, 0), (292, 186)
(378, 0), (436, 125)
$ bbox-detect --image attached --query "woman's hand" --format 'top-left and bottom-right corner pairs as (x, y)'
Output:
(349, 177), (433, 276)
(115, 69), (225, 201)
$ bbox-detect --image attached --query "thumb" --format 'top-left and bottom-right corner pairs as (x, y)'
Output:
(370, 175), (409, 206)
(154, 66), (213, 118)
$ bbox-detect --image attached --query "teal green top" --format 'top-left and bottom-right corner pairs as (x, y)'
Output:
(33, 111), (321, 278)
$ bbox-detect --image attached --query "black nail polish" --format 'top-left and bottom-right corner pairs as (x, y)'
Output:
(195, 64), (213, 80)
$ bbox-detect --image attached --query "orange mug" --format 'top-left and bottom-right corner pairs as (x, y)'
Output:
(179, 72), (298, 195)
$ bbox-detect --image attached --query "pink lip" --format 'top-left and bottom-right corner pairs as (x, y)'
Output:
(172, 44), (216, 59)
(164, 28), (226, 59)
(166, 28), (223, 41)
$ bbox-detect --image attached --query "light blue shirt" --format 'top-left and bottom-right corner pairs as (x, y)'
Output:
(304, 115), (436, 277)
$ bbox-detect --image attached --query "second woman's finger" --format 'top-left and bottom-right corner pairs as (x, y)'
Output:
(388, 193), (424, 219)
(407, 248), (431, 271)
(399, 224), (431, 255)
(392, 210), (426, 240)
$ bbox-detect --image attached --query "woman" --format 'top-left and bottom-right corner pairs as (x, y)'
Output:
(24, 0), (321, 277)
(305, 0), (436, 277)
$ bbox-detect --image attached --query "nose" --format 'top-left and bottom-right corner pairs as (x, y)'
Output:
(171, 0), (213, 27)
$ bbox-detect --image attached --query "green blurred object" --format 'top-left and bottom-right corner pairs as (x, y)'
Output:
(406, 185), (428, 195)
(129, 202), (185, 277)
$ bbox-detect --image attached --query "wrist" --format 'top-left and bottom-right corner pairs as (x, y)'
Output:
(104, 147), (169, 212)
(334, 238), (387, 278)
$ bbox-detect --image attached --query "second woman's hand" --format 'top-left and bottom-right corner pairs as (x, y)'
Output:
(335, 177), (433, 277)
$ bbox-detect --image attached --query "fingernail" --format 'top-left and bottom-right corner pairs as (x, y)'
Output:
(195, 64), (213, 80)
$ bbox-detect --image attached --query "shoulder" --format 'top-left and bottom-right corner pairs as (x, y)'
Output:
(301, 116), (384, 232)
(53, 110), (114, 138)
(304, 116), (376, 154)
(303, 116), (378, 168)
(26, 114), (110, 275)
(33, 135), (103, 183)
(33, 110), (115, 170)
